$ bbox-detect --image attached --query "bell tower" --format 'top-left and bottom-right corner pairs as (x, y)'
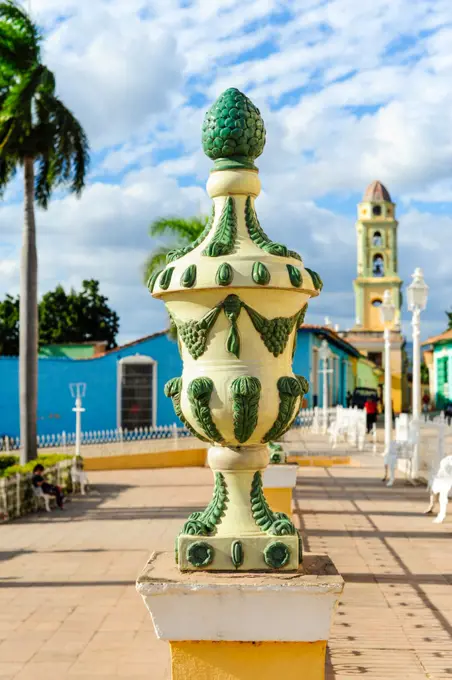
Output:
(354, 180), (402, 331)
(341, 180), (406, 414)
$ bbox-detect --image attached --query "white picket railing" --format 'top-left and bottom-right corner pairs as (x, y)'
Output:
(0, 424), (191, 453)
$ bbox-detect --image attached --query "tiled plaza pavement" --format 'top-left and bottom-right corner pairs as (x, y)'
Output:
(0, 456), (451, 679)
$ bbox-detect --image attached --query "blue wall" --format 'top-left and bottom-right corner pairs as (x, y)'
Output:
(0, 334), (182, 438)
(0, 328), (358, 438)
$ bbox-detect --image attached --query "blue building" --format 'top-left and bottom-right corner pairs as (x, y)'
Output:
(0, 326), (361, 439)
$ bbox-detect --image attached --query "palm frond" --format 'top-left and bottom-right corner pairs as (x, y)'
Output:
(0, 1), (41, 70)
(149, 216), (207, 242)
(0, 153), (15, 192)
(143, 246), (172, 283)
(34, 91), (89, 206)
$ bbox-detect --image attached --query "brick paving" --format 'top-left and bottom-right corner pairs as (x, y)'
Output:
(0, 455), (450, 679)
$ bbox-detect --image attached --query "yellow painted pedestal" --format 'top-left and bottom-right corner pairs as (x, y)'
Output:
(137, 552), (343, 680)
(171, 640), (326, 680)
(264, 487), (292, 516)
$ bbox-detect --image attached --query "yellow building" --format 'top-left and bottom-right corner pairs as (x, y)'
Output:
(341, 181), (405, 413)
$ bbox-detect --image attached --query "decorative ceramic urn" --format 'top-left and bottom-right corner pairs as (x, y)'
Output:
(149, 88), (322, 571)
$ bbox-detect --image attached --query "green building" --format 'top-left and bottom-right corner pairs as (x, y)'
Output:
(422, 329), (452, 407)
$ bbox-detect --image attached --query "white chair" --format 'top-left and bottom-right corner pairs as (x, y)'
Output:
(425, 455), (452, 523)
(71, 459), (88, 495)
(33, 486), (52, 512)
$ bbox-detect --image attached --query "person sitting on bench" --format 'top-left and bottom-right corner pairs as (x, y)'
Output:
(32, 464), (64, 509)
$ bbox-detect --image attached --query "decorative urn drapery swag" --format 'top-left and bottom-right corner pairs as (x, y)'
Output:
(149, 88), (322, 571)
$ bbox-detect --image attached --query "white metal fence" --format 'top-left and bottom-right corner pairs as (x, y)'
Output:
(0, 424), (192, 453)
(1, 408), (370, 456)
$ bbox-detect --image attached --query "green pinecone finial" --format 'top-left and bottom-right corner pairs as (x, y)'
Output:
(202, 88), (266, 171)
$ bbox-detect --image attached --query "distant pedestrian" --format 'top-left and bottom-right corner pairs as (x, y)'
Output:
(444, 402), (452, 427)
(422, 394), (430, 421)
(364, 397), (377, 434)
(346, 391), (352, 408)
(32, 464), (64, 509)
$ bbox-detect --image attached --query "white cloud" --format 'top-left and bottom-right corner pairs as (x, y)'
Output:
(1, 0), (451, 344)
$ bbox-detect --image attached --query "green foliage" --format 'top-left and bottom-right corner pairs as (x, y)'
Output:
(421, 362), (429, 385)
(0, 293), (19, 355)
(0, 279), (119, 355)
(0, 454), (19, 470)
(447, 310), (452, 330)
(0, 1), (89, 205)
(0, 453), (72, 478)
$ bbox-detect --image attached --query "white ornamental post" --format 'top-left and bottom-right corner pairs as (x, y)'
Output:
(380, 290), (395, 457)
(407, 268), (429, 479)
(319, 340), (333, 434)
(70, 383), (86, 459)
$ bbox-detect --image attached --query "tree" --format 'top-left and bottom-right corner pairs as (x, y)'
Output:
(0, 294), (19, 355)
(144, 216), (207, 341)
(447, 310), (452, 329)
(421, 362), (429, 385)
(0, 280), (119, 355)
(0, 1), (89, 462)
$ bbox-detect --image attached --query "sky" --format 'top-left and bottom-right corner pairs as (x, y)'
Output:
(1, 0), (452, 345)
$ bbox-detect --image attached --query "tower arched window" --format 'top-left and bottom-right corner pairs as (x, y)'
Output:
(372, 205), (382, 216)
(372, 254), (384, 277)
(372, 231), (382, 246)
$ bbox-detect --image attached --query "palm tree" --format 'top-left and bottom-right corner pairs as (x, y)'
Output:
(143, 216), (208, 282)
(0, 1), (89, 463)
(144, 216), (207, 342)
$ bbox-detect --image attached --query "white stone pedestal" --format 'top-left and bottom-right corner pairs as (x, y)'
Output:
(137, 551), (343, 680)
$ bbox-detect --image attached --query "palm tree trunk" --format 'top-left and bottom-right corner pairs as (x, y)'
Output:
(19, 157), (38, 464)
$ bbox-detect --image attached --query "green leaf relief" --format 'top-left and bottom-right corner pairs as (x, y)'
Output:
(250, 471), (297, 536)
(252, 261), (271, 285)
(264, 541), (290, 569)
(175, 305), (222, 360)
(250, 471), (276, 531)
(305, 267), (323, 291)
(164, 377), (208, 442)
(231, 540), (244, 568)
(244, 196), (302, 260)
(175, 296), (305, 362)
(296, 375), (310, 395)
(187, 377), (225, 444)
(159, 267), (175, 291)
(147, 269), (163, 293)
(203, 196), (237, 257)
(297, 304), (308, 327)
(182, 472), (227, 536)
(286, 264), (302, 288)
(230, 376), (261, 443)
(223, 294), (242, 358)
(166, 206), (215, 264)
(216, 262), (234, 286)
(262, 376), (303, 443)
(181, 264), (197, 288)
(291, 304), (308, 360)
(244, 304), (298, 357)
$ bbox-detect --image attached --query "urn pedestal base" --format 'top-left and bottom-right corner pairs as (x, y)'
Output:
(177, 446), (301, 571)
(178, 532), (300, 571)
(137, 551), (344, 680)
